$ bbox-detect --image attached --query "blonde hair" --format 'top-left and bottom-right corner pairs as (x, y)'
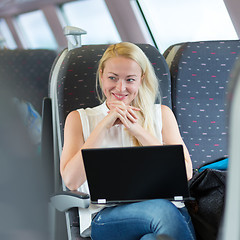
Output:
(96, 42), (161, 145)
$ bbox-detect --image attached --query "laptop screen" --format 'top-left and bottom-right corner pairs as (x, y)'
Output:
(82, 145), (190, 204)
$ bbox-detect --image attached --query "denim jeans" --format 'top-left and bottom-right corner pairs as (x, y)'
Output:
(91, 199), (196, 240)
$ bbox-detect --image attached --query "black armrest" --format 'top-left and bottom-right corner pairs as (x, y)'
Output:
(51, 190), (90, 212)
(41, 97), (54, 194)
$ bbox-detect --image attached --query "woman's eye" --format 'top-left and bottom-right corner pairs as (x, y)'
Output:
(127, 78), (135, 82)
(109, 76), (116, 80)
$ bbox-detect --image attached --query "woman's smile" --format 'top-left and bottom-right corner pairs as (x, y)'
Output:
(112, 92), (128, 101)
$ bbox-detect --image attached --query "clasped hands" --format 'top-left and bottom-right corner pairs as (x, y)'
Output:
(105, 101), (141, 133)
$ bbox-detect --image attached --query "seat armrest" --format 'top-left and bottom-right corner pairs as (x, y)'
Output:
(51, 190), (90, 211)
(41, 97), (54, 195)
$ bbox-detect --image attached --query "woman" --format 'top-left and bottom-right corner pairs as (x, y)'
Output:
(60, 42), (195, 240)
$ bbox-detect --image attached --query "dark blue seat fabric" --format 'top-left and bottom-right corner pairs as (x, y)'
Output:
(169, 40), (240, 169)
(0, 49), (57, 114)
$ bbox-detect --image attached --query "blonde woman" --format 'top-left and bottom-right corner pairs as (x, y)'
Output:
(60, 42), (195, 240)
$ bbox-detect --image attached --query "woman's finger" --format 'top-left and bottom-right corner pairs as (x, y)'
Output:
(128, 108), (138, 120)
(115, 107), (130, 128)
(129, 106), (141, 111)
(108, 101), (140, 112)
(112, 105), (138, 124)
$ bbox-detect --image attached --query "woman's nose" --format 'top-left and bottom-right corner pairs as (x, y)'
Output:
(116, 80), (126, 92)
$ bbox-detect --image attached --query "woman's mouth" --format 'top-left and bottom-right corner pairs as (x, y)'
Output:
(112, 93), (127, 101)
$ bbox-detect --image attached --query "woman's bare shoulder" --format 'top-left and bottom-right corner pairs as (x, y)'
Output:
(65, 110), (82, 130)
(161, 104), (173, 115)
(66, 110), (80, 119)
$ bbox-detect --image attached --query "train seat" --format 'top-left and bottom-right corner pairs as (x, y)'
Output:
(0, 49), (57, 150)
(0, 49), (57, 114)
(47, 35), (172, 239)
(167, 40), (240, 240)
(168, 40), (240, 170)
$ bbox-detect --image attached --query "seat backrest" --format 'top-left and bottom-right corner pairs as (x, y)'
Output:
(170, 40), (240, 169)
(53, 44), (172, 144)
(0, 49), (57, 114)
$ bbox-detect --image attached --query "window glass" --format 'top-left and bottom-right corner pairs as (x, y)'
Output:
(0, 19), (17, 49)
(61, 0), (121, 45)
(16, 10), (58, 49)
(138, 0), (238, 53)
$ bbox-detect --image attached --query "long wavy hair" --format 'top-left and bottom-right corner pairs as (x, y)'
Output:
(96, 42), (161, 145)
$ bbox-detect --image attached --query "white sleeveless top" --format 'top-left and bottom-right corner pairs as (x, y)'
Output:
(76, 102), (163, 237)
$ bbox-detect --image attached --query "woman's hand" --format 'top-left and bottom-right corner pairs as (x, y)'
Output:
(106, 101), (140, 130)
(105, 101), (162, 146)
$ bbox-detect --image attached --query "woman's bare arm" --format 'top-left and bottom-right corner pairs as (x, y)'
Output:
(60, 111), (86, 190)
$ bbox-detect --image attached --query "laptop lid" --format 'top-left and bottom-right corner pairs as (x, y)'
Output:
(81, 145), (190, 204)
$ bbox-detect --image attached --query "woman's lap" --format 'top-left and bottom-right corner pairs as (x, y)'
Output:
(91, 199), (195, 240)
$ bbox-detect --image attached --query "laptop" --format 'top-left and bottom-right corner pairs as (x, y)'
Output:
(81, 145), (190, 204)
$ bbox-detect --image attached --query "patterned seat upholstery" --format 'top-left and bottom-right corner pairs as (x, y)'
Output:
(169, 40), (240, 169)
(51, 44), (171, 239)
(0, 49), (57, 114)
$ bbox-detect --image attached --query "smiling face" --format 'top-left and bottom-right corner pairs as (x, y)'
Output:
(100, 56), (142, 107)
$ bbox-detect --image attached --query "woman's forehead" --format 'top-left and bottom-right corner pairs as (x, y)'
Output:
(103, 56), (142, 74)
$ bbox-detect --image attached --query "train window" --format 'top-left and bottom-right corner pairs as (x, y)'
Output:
(137, 0), (238, 52)
(0, 19), (17, 49)
(16, 10), (58, 49)
(61, 0), (121, 44)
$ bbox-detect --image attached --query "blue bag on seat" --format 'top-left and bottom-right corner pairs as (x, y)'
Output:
(198, 158), (228, 173)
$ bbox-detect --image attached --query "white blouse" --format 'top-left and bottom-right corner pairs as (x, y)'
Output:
(76, 101), (164, 237)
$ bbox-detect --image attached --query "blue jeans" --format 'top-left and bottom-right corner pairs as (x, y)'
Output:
(91, 199), (196, 240)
